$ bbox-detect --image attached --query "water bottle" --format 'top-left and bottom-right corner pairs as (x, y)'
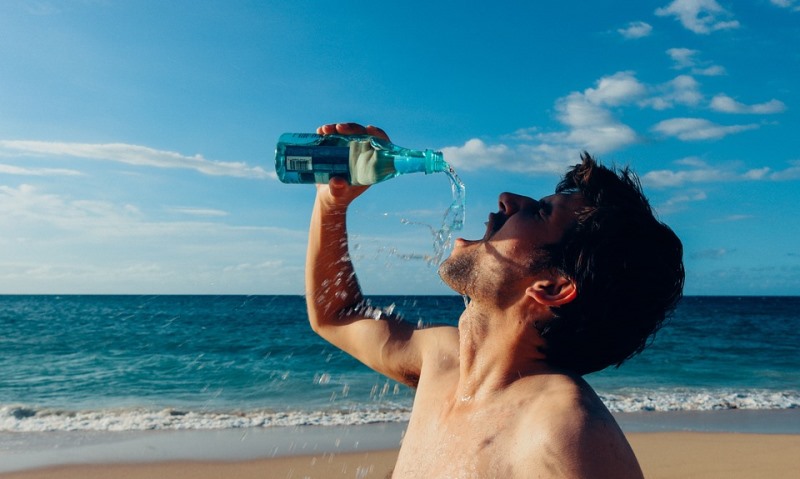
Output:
(275, 133), (448, 185)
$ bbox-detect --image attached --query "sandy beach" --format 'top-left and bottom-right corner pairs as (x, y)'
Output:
(3, 410), (800, 478)
(2, 431), (798, 479)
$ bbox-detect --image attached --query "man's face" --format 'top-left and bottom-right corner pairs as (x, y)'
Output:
(438, 191), (585, 302)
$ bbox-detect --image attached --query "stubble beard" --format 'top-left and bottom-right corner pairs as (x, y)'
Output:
(438, 249), (480, 297)
(439, 243), (558, 302)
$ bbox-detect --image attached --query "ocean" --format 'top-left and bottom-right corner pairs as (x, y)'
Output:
(1, 295), (798, 433)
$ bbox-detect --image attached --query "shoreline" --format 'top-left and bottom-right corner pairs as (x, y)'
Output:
(1, 409), (799, 476)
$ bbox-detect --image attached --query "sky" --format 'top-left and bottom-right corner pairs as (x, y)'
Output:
(0, 0), (798, 296)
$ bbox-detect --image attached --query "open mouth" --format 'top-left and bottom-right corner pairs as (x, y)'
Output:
(482, 213), (506, 241)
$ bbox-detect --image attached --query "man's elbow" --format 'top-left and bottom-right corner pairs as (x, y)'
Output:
(307, 318), (337, 343)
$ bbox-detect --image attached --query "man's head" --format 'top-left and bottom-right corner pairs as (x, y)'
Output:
(439, 189), (587, 310)
(536, 153), (685, 375)
(439, 153), (684, 375)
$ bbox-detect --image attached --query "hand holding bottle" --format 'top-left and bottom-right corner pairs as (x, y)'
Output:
(316, 122), (389, 141)
(275, 123), (446, 187)
(313, 122), (389, 207)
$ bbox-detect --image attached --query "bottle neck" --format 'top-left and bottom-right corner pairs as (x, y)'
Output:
(393, 150), (447, 175)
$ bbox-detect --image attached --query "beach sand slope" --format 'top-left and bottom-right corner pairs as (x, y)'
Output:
(2, 432), (799, 479)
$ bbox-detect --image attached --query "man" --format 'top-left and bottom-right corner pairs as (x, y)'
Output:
(306, 122), (684, 478)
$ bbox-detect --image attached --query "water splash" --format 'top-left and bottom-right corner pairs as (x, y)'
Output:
(431, 166), (466, 265)
(395, 165), (465, 267)
(341, 299), (398, 321)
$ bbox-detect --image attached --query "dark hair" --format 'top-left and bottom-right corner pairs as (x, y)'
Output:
(540, 153), (684, 375)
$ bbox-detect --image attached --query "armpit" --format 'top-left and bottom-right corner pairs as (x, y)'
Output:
(399, 370), (420, 388)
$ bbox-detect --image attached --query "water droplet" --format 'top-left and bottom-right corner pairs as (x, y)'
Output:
(396, 165), (465, 267)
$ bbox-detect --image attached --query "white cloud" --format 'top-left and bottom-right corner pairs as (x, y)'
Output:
(168, 207), (230, 217)
(223, 261), (284, 273)
(710, 94), (787, 114)
(675, 156), (709, 168)
(558, 92), (615, 128)
(768, 160), (800, 180)
(651, 117), (758, 140)
(444, 72), (644, 174)
(509, 127), (540, 141)
(657, 189), (708, 214)
(442, 137), (582, 175)
(0, 184), (285, 241)
(0, 183), (143, 232)
(770, 0), (800, 12)
(641, 75), (703, 110)
(552, 93), (639, 152)
(583, 71), (647, 106)
(642, 158), (800, 188)
(655, 0), (740, 34)
(544, 72), (643, 153)
(618, 21), (653, 39)
(0, 163), (83, 176)
(442, 69), (783, 178)
(692, 65), (726, 76)
(0, 183), (306, 294)
(666, 76), (704, 106)
(643, 167), (731, 187)
(440, 139), (514, 172)
(666, 48), (698, 69)
(742, 167), (771, 180)
(666, 48), (726, 76)
(0, 140), (271, 179)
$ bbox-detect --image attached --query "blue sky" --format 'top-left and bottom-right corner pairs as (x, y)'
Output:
(0, 0), (798, 295)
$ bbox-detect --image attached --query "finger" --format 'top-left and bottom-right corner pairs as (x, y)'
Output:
(317, 124), (338, 135)
(327, 177), (369, 202)
(336, 122), (367, 135)
(328, 176), (349, 191)
(317, 122), (385, 138)
(365, 125), (390, 141)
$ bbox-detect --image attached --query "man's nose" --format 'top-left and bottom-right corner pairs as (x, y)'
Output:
(499, 193), (539, 216)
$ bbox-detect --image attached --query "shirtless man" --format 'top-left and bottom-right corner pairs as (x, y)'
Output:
(305, 122), (684, 478)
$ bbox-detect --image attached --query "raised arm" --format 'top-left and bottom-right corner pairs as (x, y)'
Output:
(305, 123), (453, 386)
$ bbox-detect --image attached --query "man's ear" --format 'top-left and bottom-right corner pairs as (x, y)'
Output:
(526, 276), (577, 307)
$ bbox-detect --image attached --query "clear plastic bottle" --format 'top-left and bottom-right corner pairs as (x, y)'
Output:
(275, 133), (448, 185)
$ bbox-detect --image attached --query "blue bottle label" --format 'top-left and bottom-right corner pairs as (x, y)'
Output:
(282, 145), (351, 183)
(286, 155), (313, 171)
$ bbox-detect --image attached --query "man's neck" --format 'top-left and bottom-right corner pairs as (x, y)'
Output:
(454, 300), (551, 403)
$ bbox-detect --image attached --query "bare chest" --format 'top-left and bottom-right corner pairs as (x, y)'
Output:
(393, 393), (523, 478)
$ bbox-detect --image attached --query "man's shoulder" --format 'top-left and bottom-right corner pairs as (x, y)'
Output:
(399, 324), (459, 389)
(415, 324), (460, 368)
(517, 373), (616, 434)
(512, 374), (644, 478)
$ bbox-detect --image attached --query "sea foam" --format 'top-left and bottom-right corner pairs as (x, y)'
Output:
(0, 404), (412, 432)
(3, 388), (798, 432)
(601, 389), (800, 412)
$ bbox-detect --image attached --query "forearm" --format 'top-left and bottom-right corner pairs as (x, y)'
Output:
(305, 195), (364, 332)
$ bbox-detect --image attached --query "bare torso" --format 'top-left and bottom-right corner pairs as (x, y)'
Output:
(391, 360), (643, 479)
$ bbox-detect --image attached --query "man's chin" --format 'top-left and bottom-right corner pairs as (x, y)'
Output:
(453, 237), (482, 249)
(437, 253), (474, 296)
